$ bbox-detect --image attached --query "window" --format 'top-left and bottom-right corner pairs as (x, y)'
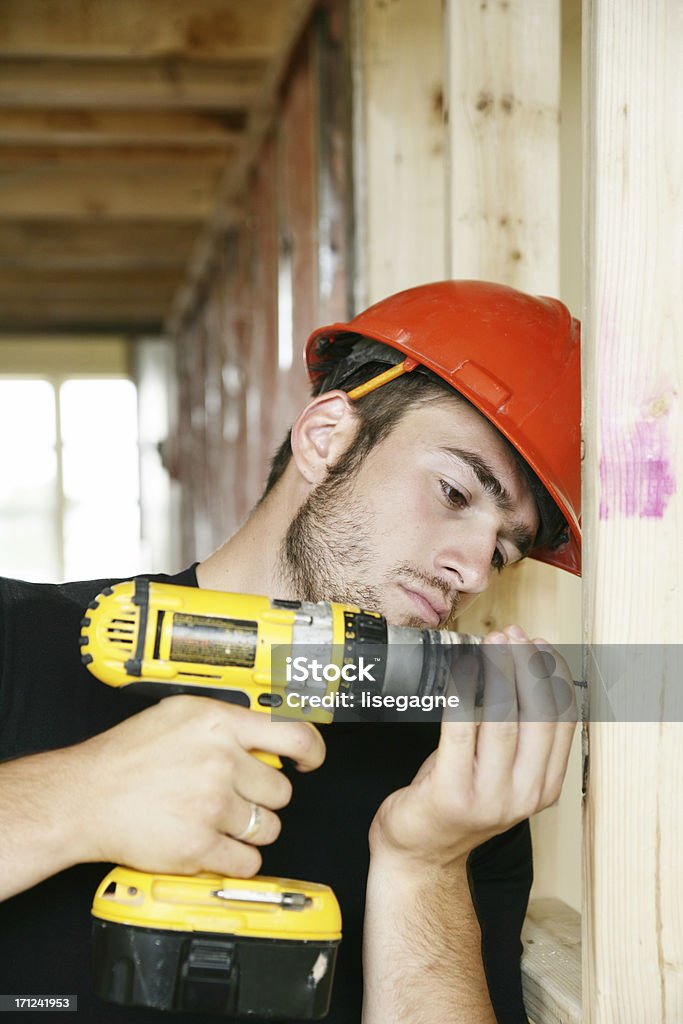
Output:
(0, 376), (144, 583)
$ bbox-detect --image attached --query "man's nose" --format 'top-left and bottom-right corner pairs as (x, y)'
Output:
(437, 531), (495, 594)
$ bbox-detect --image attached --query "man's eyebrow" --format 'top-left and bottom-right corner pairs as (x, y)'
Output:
(439, 447), (536, 557)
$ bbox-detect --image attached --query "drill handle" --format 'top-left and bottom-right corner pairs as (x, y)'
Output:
(254, 750), (282, 769)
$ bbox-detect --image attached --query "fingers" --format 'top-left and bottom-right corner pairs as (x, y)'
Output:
(527, 639), (577, 804)
(210, 702), (326, 773)
(442, 628), (577, 819)
(82, 697), (325, 877)
(223, 798), (282, 848)
(202, 834), (263, 879)
(480, 634), (518, 722)
(474, 634), (520, 796)
(225, 743), (293, 810)
(480, 628), (575, 815)
(444, 649), (480, 722)
(435, 652), (481, 790)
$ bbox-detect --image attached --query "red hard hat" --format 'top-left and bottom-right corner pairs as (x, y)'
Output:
(305, 280), (581, 576)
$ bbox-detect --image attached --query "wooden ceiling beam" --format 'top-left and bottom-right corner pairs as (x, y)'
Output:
(0, 267), (182, 328)
(0, 110), (246, 147)
(0, 0), (295, 61)
(0, 145), (238, 165)
(0, 221), (202, 270)
(0, 266), (183, 293)
(0, 159), (235, 219)
(0, 310), (167, 332)
(0, 59), (265, 110)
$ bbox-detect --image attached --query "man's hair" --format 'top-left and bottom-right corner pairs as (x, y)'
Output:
(262, 334), (568, 553)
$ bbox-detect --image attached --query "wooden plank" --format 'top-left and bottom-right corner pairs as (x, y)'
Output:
(0, 160), (226, 219)
(583, 1), (683, 1021)
(0, 221), (199, 270)
(446, 0), (560, 289)
(0, 110), (245, 148)
(0, 310), (167, 332)
(443, 0), (583, 932)
(316, 0), (353, 324)
(444, 0), (572, 637)
(0, 146), (236, 166)
(0, 267), (181, 294)
(0, 1), (297, 61)
(359, 0), (446, 306)
(522, 899), (581, 1024)
(0, 58), (266, 110)
(277, 31), (317, 374)
(0, 267), (180, 328)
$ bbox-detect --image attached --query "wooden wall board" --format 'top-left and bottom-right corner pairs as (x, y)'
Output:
(582, 0), (683, 1019)
(360, 0), (446, 305)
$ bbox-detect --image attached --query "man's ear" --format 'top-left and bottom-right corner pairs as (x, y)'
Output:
(290, 390), (358, 484)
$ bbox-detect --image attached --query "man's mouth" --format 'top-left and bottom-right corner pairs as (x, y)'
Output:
(399, 585), (451, 628)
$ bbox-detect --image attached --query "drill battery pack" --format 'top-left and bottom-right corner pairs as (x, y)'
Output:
(91, 867), (342, 1019)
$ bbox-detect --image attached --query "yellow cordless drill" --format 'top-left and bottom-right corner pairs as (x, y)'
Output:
(79, 578), (477, 1018)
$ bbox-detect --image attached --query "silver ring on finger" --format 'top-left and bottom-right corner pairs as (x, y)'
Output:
(234, 802), (261, 842)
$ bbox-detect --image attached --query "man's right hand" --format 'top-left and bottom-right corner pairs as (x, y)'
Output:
(0, 696), (325, 901)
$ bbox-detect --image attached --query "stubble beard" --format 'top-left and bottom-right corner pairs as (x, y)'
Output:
(279, 473), (459, 627)
(279, 472), (385, 610)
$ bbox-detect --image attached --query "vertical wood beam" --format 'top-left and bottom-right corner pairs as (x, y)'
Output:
(444, 0), (582, 926)
(446, 2), (579, 642)
(583, 1), (683, 1019)
(358, 0), (445, 306)
(444, 0), (577, 655)
(446, 0), (561, 292)
(446, 2), (581, 638)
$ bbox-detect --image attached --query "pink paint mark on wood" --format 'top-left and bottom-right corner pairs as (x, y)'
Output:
(599, 416), (676, 520)
(598, 307), (677, 520)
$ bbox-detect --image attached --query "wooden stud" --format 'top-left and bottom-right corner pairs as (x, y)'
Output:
(445, 1), (561, 291)
(359, 0), (446, 306)
(583, 1), (683, 1020)
(443, 0), (584, 955)
(444, 1), (579, 644)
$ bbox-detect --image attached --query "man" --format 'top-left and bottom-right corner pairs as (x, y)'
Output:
(0, 280), (580, 1022)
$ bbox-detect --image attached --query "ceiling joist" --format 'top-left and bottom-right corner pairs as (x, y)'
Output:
(0, 59), (267, 110)
(0, 110), (246, 147)
(0, 0), (318, 333)
(0, 0), (296, 61)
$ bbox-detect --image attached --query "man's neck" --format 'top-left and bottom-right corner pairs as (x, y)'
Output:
(196, 488), (296, 599)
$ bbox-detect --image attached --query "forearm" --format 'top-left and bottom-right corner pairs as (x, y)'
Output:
(362, 851), (496, 1024)
(0, 747), (95, 900)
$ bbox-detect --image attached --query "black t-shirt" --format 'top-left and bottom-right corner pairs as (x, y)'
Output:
(0, 569), (531, 1023)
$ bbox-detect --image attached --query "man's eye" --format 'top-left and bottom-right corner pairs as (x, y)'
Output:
(491, 547), (507, 573)
(439, 480), (468, 509)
